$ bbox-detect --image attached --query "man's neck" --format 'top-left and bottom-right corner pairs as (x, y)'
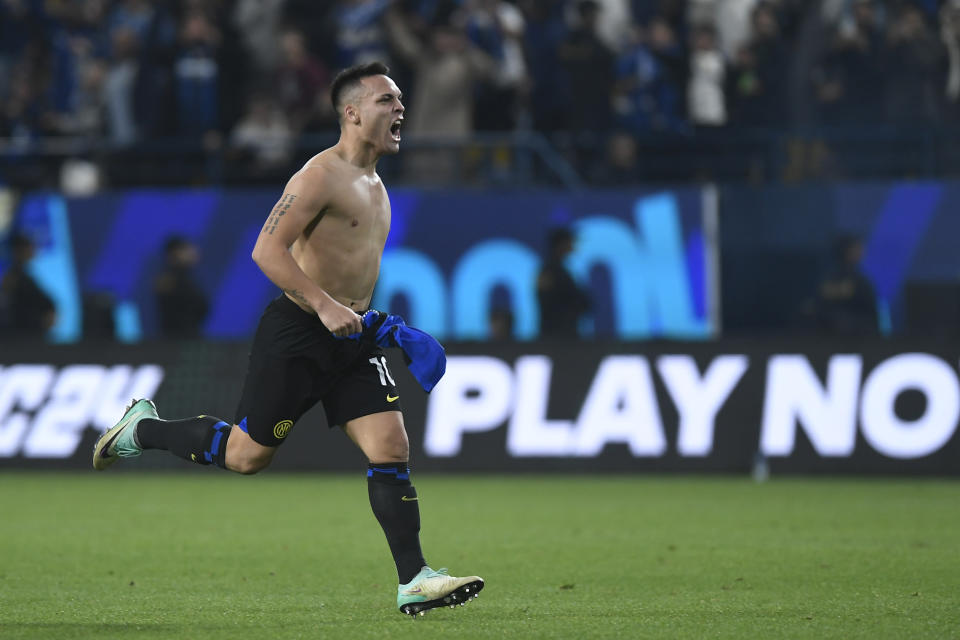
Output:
(333, 138), (380, 173)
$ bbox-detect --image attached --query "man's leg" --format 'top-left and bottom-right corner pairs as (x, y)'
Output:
(223, 425), (277, 474)
(93, 399), (276, 474)
(343, 411), (483, 616)
(343, 411), (424, 583)
(139, 416), (277, 474)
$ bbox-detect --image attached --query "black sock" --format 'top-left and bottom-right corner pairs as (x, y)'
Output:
(137, 416), (231, 468)
(367, 463), (426, 584)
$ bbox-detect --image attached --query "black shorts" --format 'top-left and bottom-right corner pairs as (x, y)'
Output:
(234, 295), (403, 447)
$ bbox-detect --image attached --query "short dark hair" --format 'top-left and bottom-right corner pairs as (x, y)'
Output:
(164, 235), (190, 256)
(330, 62), (391, 120)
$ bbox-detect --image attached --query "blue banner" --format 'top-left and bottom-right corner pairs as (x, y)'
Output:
(721, 181), (960, 335)
(7, 187), (713, 342)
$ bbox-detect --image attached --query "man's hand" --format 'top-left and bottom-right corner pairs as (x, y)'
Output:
(317, 299), (363, 337)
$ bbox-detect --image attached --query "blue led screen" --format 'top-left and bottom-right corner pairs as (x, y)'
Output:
(720, 181), (960, 334)
(7, 187), (712, 342)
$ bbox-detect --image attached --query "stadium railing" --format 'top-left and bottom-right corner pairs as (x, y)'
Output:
(2, 125), (959, 190)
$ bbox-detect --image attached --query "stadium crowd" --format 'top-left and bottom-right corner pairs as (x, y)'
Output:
(1, 0), (958, 185)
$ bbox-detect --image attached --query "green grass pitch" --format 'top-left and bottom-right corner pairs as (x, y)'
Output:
(1, 472), (958, 639)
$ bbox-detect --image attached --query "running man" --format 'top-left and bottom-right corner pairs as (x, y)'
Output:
(92, 62), (483, 617)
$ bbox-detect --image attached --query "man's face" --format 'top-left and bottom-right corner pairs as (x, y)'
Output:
(172, 244), (199, 267)
(354, 74), (405, 155)
(846, 241), (864, 265)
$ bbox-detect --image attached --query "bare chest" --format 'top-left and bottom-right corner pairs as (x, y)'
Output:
(306, 178), (391, 247)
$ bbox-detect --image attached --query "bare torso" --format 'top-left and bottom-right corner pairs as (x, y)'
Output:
(288, 148), (390, 312)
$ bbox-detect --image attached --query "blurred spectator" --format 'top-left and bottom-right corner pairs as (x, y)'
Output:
(388, 5), (496, 136)
(106, 0), (167, 44)
(725, 42), (762, 127)
(884, 3), (944, 124)
(1, 67), (42, 142)
(942, 0), (960, 113)
(591, 0), (633, 52)
(0, 0), (40, 103)
(104, 0), (177, 140)
(536, 227), (591, 338)
(813, 235), (877, 335)
(0, 5), (56, 143)
(331, 0), (395, 68)
(0, 232), (56, 339)
(488, 306), (515, 341)
(174, 11), (220, 137)
(687, 23), (726, 127)
(519, 0), (567, 132)
(387, 5), (496, 183)
(558, 0), (616, 132)
(229, 93), (294, 173)
(44, 10), (95, 135)
(233, 0), (286, 79)
(704, 0), (761, 58)
(740, 1), (788, 126)
(773, 0), (807, 44)
(57, 57), (107, 137)
(613, 19), (685, 134)
(815, 0), (885, 125)
(276, 28), (332, 133)
(154, 235), (209, 339)
(102, 27), (141, 144)
(7, 0), (960, 188)
(465, 0), (529, 131)
(282, 0), (333, 62)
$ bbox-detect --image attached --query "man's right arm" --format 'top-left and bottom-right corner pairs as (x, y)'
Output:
(250, 168), (363, 337)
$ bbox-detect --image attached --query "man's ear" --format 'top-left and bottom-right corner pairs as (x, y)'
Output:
(345, 104), (360, 125)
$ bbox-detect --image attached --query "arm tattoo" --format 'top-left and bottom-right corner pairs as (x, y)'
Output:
(284, 288), (310, 308)
(265, 193), (298, 235)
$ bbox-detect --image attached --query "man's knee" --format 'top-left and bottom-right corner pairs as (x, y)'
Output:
(377, 435), (409, 463)
(373, 424), (409, 462)
(229, 451), (272, 475)
(390, 429), (410, 461)
(225, 426), (276, 474)
(343, 412), (409, 462)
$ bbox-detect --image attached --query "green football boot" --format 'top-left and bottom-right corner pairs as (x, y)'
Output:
(92, 399), (158, 470)
(397, 567), (484, 617)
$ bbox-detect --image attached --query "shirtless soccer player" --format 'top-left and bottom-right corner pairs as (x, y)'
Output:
(92, 62), (483, 617)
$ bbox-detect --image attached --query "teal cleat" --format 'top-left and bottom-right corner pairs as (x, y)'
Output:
(92, 399), (158, 471)
(397, 567), (484, 617)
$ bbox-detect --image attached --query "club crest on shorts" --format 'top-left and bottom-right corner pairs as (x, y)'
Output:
(273, 420), (293, 440)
